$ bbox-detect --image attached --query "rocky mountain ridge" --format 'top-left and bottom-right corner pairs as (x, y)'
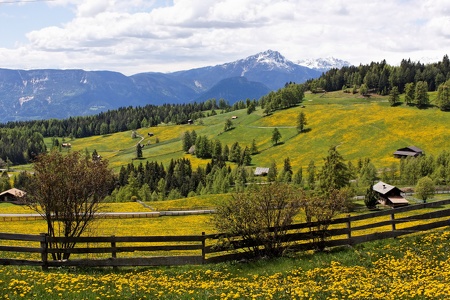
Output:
(0, 50), (346, 122)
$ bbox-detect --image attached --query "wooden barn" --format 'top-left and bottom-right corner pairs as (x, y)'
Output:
(372, 181), (409, 208)
(254, 167), (270, 176)
(393, 146), (424, 158)
(0, 188), (26, 204)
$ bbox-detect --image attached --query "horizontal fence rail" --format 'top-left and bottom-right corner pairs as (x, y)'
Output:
(1, 199), (450, 269)
(0, 210), (215, 222)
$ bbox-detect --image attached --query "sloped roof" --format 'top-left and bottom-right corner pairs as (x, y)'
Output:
(393, 150), (419, 157)
(388, 196), (409, 204)
(0, 188), (26, 198)
(395, 146), (423, 154)
(254, 167), (270, 176)
(405, 145), (423, 153)
(373, 181), (396, 194)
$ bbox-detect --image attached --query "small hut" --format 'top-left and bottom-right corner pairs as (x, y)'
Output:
(254, 167), (270, 176)
(393, 146), (424, 158)
(0, 188), (26, 204)
(372, 181), (409, 208)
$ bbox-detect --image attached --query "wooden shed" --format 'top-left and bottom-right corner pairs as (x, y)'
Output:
(373, 181), (409, 207)
(393, 146), (424, 158)
(254, 167), (270, 176)
(0, 188), (26, 204)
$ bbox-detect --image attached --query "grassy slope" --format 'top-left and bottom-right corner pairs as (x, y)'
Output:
(54, 90), (449, 173)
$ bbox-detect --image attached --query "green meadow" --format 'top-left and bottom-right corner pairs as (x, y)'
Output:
(3, 92), (450, 300)
(47, 90), (449, 173)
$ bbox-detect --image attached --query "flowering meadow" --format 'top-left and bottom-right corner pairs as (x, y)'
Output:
(1, 227), (450, 299)
(253, 93), (450, 169)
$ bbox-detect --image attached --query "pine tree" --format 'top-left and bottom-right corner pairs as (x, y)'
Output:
(283, 157), (293, 175)
(404, 82), (415, 105)
(359, 83), (368, 96)
(293, 167), (303, 185)
(271, 128), (282, 145)
(297, 111), (307, 133)
(222, 144), (230, 161)
(359, 158), (378, 187)
(318, 146), (350, 194)
(212, 140), (223, 159)
(229, 142), (241, 163)
(307, 160), (316, 189)
(224, 119), (233, 132)
(136, 143), (143, 158)
(415, 81), (429, 108)
(364, 185), (379, 209)
(388, 86), (400, 106)
(250, 139), (258, 155)
(182, 131), (192, 153)
(241, 146), (252, 166)
(267, 161), (278, 182)
(437, 79), (450, 111)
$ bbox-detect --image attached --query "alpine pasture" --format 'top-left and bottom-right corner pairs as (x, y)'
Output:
(53, 90), (448, 172)
(3, 91), (450, 299)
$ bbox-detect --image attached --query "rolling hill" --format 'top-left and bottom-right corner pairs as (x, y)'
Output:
(58, 90), (448, 173)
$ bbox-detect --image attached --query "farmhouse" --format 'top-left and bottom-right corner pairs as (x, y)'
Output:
(0, 188), (26, 204)
(373, 181), (409, 208)
(254, 167), (270, 176)
(393, 146), (424, 158)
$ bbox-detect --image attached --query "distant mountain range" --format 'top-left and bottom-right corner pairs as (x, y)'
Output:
(297, 57), (351, 72)
(0, 50), (350, 122)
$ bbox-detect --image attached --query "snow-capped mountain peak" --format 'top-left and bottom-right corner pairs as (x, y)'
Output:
(222, 50), (295, 72)
(247, 49), (293, 70)
(297, 57), (351, 72)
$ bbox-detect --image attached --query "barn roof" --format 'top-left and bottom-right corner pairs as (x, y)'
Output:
(394, 146), (424, 157)
(0, 188), (26, 198)
(254, 167), (270, 176)
(405, 145), (423, 153)
(387, 196), (409, 204)
(393, 150), (419, 157)
(373, 181), (397, 194)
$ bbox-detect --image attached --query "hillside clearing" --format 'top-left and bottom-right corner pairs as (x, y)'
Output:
(36, 91), (450, 174)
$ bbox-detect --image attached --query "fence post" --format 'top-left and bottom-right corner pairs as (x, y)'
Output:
(201, 232), (206, 264)
(40, 233), (48, 271)
(391, 212), (396, 233)
(111, 235), (118, 270)
(346, 214), (352, 243)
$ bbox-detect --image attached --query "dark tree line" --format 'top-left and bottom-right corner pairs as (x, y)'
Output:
(0, 102), (225, 139)
(260, 83), (305, 115)
(0, 101), (233, 165)
(182, 130), (252, 166)
(306, 55), (450, 95)
(108, 157), (252, 201)
(397, 151), (450, 186)
(0, 128), (47, 165)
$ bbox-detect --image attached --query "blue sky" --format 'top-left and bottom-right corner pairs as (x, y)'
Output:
(0, 0), (449, 75)
(1, 1), (74, 47)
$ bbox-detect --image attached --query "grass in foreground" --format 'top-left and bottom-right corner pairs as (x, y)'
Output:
(1, 228), (450, 299)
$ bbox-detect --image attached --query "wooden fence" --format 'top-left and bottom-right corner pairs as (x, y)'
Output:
(1, 199), (450, 269)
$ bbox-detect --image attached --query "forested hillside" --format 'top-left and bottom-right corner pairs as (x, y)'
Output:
(1, 55), (450, 168)
(306, 55), (450, 95)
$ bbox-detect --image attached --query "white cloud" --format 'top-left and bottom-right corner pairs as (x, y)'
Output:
(0, 0), (448, 74)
